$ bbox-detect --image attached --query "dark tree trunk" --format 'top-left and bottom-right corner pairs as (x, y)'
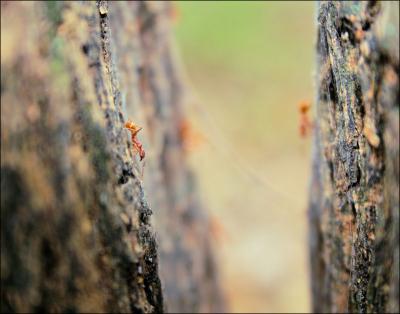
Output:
(309, 1), (399, 313)
(1, 1), (224, 313)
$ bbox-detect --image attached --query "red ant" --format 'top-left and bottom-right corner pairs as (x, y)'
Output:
(179, 118), (205, 153)
(125, 120), (145, 161)
(297, 100), (313, 138)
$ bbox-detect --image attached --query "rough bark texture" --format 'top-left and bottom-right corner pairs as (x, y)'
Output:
(309, 1), (399, 313)
(1, 1), (223, 313)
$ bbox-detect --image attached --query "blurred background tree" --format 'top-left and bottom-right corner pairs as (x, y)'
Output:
(174, 1), (314, 312)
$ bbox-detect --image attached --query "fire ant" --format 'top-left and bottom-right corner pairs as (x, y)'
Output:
(297, 100), (313, 138)
(179, 118), (205, 153)
(125, 120), (145, 161)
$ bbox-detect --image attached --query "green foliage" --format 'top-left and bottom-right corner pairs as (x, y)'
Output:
(175, 1), (314, 76)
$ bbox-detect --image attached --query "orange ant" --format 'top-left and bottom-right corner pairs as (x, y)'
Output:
(125, 120), (145, 161)
(297, 100), (313, 138)
(179, 118), (205, 153)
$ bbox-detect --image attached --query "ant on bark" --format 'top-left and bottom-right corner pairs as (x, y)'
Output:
(125, 120), (145, 161)
(297, 100), (313, 138)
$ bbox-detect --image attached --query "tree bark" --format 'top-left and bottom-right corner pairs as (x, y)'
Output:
(1, 1), (223, 313)
(309, 1), (399, 313)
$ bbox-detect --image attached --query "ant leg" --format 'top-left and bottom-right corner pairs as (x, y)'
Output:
(140, 160), (145, 181)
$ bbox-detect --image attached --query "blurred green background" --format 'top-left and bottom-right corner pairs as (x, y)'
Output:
(173, 1), (315, 312)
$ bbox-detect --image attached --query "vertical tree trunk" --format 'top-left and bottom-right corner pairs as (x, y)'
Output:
(1, 1), (223, 313)
(309, 1), (399, 313)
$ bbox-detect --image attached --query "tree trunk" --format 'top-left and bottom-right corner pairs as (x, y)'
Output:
(309, 1), (399, 313)
(1, 1), (224, 313)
